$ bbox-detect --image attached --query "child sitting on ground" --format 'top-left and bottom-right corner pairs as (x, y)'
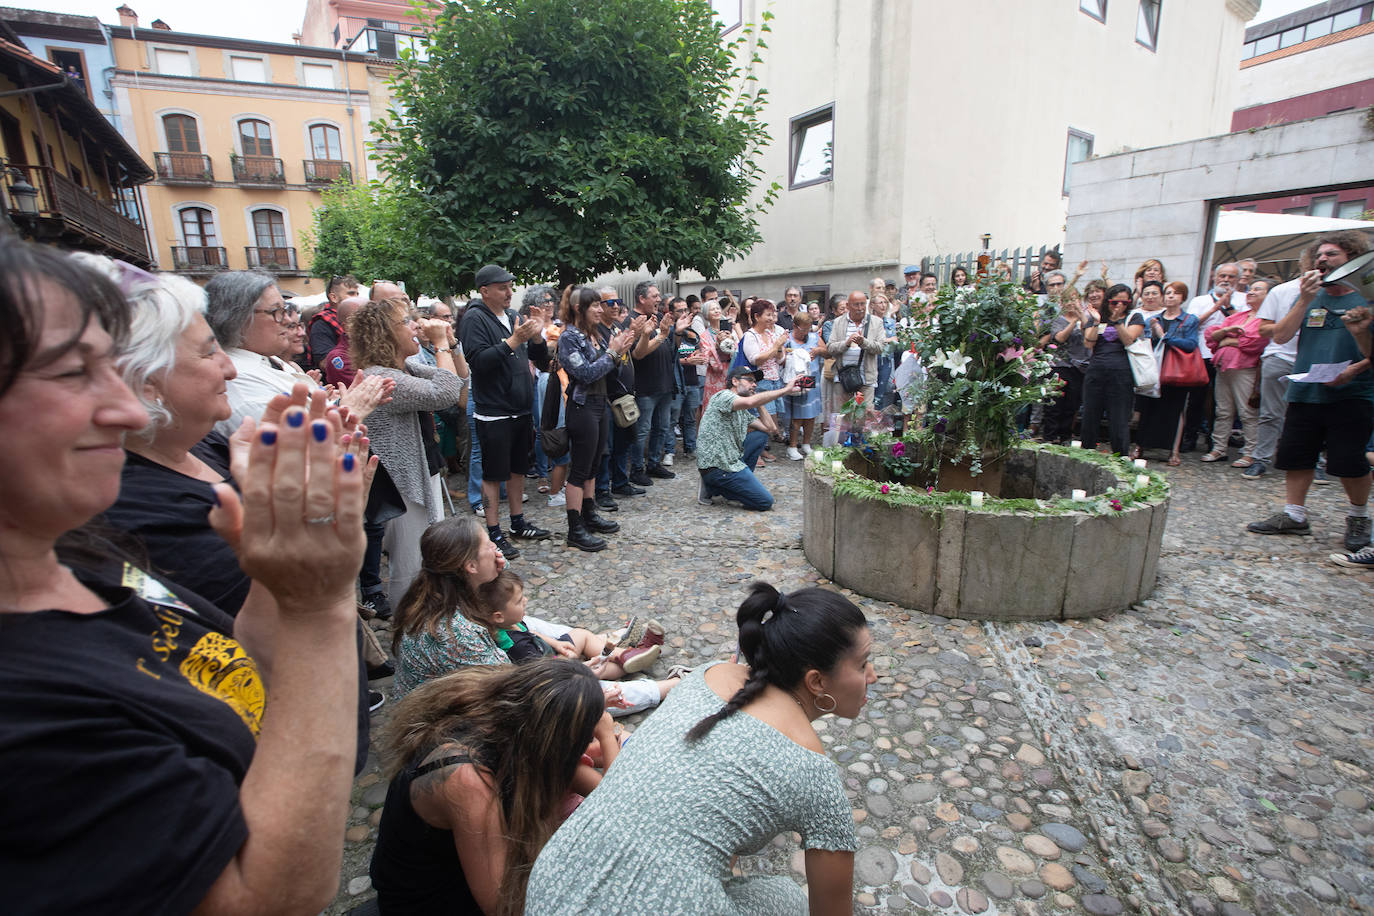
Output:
(476, 569), (666, 676)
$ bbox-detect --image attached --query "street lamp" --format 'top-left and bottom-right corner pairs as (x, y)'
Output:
(7, 170), (39, 215)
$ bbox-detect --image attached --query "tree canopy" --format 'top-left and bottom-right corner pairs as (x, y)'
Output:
(305, 181), (451, 295)
(374, 0), (776, 291)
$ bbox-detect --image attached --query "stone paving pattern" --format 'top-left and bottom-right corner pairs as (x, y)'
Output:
(331, 451), (1373, 915)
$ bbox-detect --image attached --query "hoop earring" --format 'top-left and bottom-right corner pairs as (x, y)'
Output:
(814, 693), (837, 714)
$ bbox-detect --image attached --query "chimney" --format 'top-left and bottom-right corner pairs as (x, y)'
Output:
(150, 18), (170, 30)
(116, 5), (138, 28)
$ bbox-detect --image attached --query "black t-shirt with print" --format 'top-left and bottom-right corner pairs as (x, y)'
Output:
(632, 320), (677, 396)
(0, 561), (262, 914)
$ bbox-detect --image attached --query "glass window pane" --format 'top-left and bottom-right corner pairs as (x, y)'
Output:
(1064, 131), (1094, 195)
(1080, 0), (1107, 20)
(1241, 41), (1255, 59)
(1279, 27), (1304, 48)
(1304, 16), (1332, 39)
(154, 48), (192, 76)
(239, 120), (273, 157)
(1337, 199), (1369, 220)
(231, 56), (267, 83)
(792, 115), (833, 185)
(253, 210), (287, 248)
(1253, 33), (1279, 54)
(1282, 206), (1307, 215)
(310, 125), (342, 160)
(1136, 0), (1160, 49)
(301, 63), (333, 89)
(1309, 196), (1337, 218)
(1332, 8), (1361, 30)
(711, 0), (741, 30)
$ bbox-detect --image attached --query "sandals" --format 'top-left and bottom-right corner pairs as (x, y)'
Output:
(1231, 456), (1254, 469)
(1200, 451), (1227, 462)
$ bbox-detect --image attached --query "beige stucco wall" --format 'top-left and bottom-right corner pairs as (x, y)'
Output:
(680, 0), (1259, 295)
(1234, 27), (1374, 111)
(109, 35), (378, 293)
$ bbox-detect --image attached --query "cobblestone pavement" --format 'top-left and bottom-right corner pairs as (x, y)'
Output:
(331, 448), (1373, 915)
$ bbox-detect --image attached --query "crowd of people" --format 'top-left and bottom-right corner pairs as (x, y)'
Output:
(1, 221), (1368, 913)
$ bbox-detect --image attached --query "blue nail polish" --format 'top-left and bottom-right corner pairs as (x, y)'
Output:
(261, 429), (277, 445)
(343, 452), (356, 472)
(312, 421), (328, 442)
(287, 410), (305, 428)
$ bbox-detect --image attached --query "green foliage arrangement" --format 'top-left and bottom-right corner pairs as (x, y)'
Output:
(373, 0), (778, 291)
(896, 277), (1063, 474)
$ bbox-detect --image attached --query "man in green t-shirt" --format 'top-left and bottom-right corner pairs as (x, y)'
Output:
(1247, 233), (1373, 560)
(697, 367), (799, 510)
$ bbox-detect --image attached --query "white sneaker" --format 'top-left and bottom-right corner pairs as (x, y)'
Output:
(547, 491), (566, 507)
(787, 447), (803, 460)
(801, 444), (813, 456)
(662, 453), (674, 467)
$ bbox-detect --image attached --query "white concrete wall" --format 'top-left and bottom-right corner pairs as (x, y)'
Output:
(680, 0), (1258, 293)
(1234, 31), (1374, 111)
(1063, 109), (1374, 294)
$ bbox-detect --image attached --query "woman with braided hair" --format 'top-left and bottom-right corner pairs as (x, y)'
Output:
(526, 583), (875, 915)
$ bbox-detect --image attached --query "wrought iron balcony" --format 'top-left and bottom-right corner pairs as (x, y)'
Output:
(171, 245), (228, 272)
(245, 246), (299, 272)
(155, 152), (214, 184)
(303, 159), (352, 185)
(231, 155), (285, 185)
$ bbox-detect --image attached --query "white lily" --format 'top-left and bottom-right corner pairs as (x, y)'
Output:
(942, 350), (972, 376)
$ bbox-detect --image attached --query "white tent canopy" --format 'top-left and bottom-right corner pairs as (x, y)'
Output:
(1214, 209), (1374, 269)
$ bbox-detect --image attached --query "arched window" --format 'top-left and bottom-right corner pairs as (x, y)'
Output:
(251, 208), (288, 249)
(238, 119), (273, 157)
(163, 114), (201, 152)
(309, 124), (342, 160)
(180, 206), (216, 246)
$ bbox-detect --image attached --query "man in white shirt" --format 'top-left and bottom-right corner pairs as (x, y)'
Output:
(1182, 262), (1246, 451)
(1247, 274), (1303, 479)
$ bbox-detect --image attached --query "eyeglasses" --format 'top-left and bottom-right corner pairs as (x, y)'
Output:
(254, 307), (290, 324)
(601, 298), (622, 307)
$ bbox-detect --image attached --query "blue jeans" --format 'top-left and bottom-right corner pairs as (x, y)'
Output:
(598, 405), (634, 492)
(467, 398), (506, 509)
(700, 430), (772, 510)
(633, 391), (674, 470)
(677, 384), (703, 453)
(876, 355), (894, 409)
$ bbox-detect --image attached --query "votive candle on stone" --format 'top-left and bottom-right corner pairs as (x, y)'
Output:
(1070, 440), (1082, 449)
(832, 460), (843, 474)
(1071, 489), (1087, 502)
(812, 449), (824, 464)
(970, 491), (985, 508)
(1136, 474), (1150, 489)
(1133, 458), (1147, 469)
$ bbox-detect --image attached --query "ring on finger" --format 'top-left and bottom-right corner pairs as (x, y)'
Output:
(306, 513), (336, 525)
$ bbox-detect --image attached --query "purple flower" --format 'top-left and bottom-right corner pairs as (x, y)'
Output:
(1013, 336), (1022, 345)
(969, 332), (978, 342)
(891, 442), (906, 458)
(933, 418), (947, 434)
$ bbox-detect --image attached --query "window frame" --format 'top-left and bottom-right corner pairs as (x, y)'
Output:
(1135, 0), (1161, 52)
(161, 113), (202, 153)
(177, 205), (218, 248)
(227, 53), (269, 84)
(1331, 7), (1363, 30)
(250, 207), (289, 249)
(788, 103), (835, 191)
(151, 46), (194, 77)
(1308, 195), (1338, 218)
(308, 123), (344, 161)
(1336, 199), (1369, 220)
(1063, 128), (1095, 197)
(799, 284), (830, 306)
(1079, 0), (1107, 23)
(711, 0), (742, 34)
(237, 118), (275, 158)
(300, 61), (336, 90)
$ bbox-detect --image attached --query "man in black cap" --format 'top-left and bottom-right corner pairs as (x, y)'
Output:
(695, 366), (798, 510)
(459, 263), (551, 559)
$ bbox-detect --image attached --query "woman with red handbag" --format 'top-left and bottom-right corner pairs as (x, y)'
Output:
(1203, 280), (1270, 467)
(1136, 281), (1200, 465)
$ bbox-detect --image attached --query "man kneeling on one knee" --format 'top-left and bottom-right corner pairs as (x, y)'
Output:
(697, 367), (800, 510)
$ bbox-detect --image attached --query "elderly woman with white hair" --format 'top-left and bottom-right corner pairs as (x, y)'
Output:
(206, 271), (391, 437)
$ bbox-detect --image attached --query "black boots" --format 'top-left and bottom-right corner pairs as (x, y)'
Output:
(565, 509), (606, 552)
(582, 497), (620, 534)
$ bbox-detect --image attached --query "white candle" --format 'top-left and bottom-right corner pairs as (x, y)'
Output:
(970, 490), (984, 508)
(1136, 474), (1150, 489)
(1071, 489), (1087, 502)
(812, 449), (824, 464)
(1133, 458), (1147, 469)
(1070, 440), (1082, 449)
(832, 460), (843, 474)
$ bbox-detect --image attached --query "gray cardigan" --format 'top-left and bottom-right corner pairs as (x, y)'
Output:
(825, 313), (886, 387)
(365, 356), (466, 521)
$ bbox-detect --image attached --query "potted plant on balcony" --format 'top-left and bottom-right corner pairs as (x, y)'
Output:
(889, 275), (1062, 492)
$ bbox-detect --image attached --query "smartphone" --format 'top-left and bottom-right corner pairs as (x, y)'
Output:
(796, 375), (816, 390)
(720, 318), (734, 333)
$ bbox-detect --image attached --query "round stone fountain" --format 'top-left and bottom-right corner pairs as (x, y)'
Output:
(802, 447), (1169, 620)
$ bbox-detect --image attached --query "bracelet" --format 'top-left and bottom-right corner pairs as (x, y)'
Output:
(434, 347), (452, 353)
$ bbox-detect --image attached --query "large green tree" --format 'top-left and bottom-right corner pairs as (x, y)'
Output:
(376, 0), (775, 290)
(305, 181), (452, 295)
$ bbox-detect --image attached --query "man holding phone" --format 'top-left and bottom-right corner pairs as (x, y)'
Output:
(696, 367), (800, 510)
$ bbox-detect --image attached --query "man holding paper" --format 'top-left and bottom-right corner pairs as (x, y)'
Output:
(1247, 233), (1374, 558)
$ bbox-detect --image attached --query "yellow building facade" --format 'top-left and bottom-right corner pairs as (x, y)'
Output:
(108, 18), (383, 294)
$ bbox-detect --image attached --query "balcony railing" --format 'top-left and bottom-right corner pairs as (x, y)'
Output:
(231, 155), (285, 185)
(155, 152), (214, 184)
(303, 159), (353, 185)
(246, 246), (299, 272)
(171, 245), (229, 272)
(3, 163), (149, 263)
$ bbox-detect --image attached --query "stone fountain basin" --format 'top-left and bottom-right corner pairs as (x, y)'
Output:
(802, 448), (1169, 620)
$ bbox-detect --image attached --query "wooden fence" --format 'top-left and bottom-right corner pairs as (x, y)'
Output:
(921, 243), (1060, 285)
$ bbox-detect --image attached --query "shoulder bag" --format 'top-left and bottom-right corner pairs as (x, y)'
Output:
(1160, 344), (1208, 387)
(538, 371), (570, 460)
(1125, 330), (1160, 395)
(837, 316), (870, 393)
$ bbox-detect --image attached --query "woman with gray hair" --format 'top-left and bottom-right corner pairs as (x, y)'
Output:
(206, 270), (391, 437)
